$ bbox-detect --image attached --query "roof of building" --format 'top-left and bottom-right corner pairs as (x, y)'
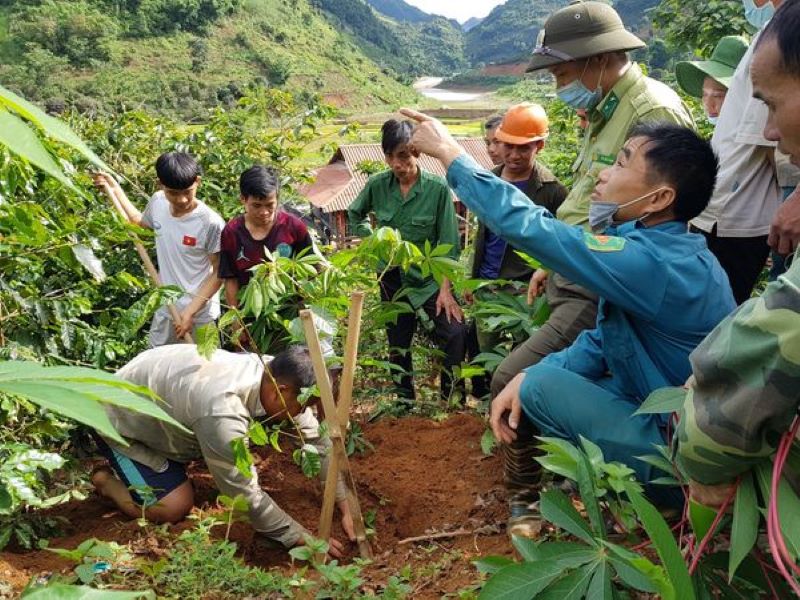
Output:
(303, 138), (494, 214)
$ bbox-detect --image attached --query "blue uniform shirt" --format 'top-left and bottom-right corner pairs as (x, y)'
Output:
(447, 154), (736, 404)
(478, 180), (530, 280)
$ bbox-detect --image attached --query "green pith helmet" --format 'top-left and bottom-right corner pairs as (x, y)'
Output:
(527, 0), (645, 72)
(675, 35), (750, 98)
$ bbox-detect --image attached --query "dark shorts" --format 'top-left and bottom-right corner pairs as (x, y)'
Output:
(93, 434), (187, 507)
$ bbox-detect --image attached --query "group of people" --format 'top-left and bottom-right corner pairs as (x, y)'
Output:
(88, 0), (800, 552)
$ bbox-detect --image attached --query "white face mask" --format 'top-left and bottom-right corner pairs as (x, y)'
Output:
(589, 187), (671, 232)
(707, 115), (719, 126)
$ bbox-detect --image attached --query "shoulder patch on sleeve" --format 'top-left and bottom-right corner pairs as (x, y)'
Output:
(584, 231), (626, 252)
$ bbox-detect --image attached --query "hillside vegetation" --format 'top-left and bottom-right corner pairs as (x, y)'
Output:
(466, 0), (664, 66)
(0, 0), (416, 117)
(312, 0), (467, 76)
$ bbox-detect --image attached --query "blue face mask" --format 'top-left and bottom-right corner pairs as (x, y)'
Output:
(557, 61), (605, 110)
(742, 0), (774, 29)
(708, 115), (719, 126)
(589, 187), (669, 232)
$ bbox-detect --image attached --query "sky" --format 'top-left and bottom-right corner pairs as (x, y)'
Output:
(403, 0), (507, 23)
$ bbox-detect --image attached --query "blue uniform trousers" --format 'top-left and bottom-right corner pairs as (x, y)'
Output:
(520, 363), (684, 508)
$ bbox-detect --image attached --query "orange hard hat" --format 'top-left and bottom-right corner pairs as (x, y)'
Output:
(495, 103), (549, 145)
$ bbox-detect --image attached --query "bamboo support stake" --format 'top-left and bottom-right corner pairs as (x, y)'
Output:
(337, 292), (365, 426)
(100, 181), (193, 343)
(318, 293), (365, 544)
(300, 309), (372, 560)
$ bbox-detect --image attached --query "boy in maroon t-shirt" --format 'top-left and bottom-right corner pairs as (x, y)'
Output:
(219, 166), (313, 312)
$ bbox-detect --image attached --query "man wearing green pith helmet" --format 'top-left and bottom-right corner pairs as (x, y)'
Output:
(486, 0), (694, 537)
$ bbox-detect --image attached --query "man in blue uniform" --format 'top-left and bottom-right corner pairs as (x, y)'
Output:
(401, 108), (736, 530)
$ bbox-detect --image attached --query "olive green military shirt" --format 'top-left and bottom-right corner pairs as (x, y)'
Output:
(348, 168), (460, 308)
(557, 63), (695, 227)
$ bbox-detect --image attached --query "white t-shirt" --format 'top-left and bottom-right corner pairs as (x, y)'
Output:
(691, 33), (780, 237)
(141, 192), (225, 322)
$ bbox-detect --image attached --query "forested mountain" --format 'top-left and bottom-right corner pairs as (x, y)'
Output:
(466, 0), (566, 66)
(466, 0), (663, 66)
(312, 0), (467, 75)
(364, 0), (435, 23)
(0, 0), (416, 116)
(462, 17), (484, 32)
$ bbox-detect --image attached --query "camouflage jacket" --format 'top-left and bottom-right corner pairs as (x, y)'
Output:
(677, 248), (800, 488)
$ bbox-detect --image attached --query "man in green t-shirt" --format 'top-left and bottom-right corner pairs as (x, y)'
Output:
(347, 119), (466, 404)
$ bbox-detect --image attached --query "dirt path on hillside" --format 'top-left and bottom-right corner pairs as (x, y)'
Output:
(0, 414), (513, 598)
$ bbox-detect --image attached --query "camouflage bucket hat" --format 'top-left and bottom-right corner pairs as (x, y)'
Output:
(675, 35), (749, 98)
(527, 0), (645, 72)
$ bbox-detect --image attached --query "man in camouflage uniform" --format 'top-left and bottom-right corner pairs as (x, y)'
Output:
(488, 0), (694, 531)
(677, 0), (800, 506)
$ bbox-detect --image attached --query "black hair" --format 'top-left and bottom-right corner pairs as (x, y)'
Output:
(627, 122), (719, 223)
(381, 119), (414, 155)
(268, 345), (315, 391)
(484, 115), (503, 131)
(240, 165), (280, 200)
(758, 0), (800, 78)
(155, 152), (202, 190)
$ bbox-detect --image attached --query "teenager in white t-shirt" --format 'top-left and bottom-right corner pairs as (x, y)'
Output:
(94, 153), (225, 346)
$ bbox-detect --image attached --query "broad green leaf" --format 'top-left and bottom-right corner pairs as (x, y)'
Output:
(608, 557), (659, 593)
(689, 499), (719, 541)
(20, 584), (153, 600)
(0, 83), (110, 170)
(603, 541), (667, 594)
(480, 428), (496, 456)
(0, 362), (186, 436)
(728, 474), (759, 581)
(248, 421), (268, 446)
(478, 559), (563, 600)
(474, 555), (515, 575)
(755, 462), (800, 560)
(0, 110), (76, 191)
(511, 535), (540, 561)
(195, 322), (220, 359)
(539, 489), (596, 545)
(586, 563), (613, 600)
(538, 564), (595, 600)
(0, 382), (125, 445)
(625, 482), (693, 600)
(0, 486), (11, 510)
(230, 437), (254, 479)
(576, 451), (605, 539)
(633, 387), (686, 416)
(532, 542), (598, 569)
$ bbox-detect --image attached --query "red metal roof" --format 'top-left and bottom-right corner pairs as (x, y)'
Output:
(304, 138), (494, 214)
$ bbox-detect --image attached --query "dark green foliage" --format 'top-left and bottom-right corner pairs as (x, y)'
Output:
(10, 1), (119, 67)
(465, 0), (562, 66)
(651, 0), (751, 57)
(311, 0), (466, 76)
(0, 0), (415, 117)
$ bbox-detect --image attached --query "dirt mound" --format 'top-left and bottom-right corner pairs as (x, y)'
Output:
(0, 414), (511, 598)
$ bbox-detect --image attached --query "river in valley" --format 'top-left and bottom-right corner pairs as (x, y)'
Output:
(413, 77), (489, 103)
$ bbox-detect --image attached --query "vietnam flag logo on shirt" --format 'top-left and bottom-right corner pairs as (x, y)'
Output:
(182, 235), (197, 247)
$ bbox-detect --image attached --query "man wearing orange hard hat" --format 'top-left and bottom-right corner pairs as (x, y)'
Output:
(467, 103), (567, 357)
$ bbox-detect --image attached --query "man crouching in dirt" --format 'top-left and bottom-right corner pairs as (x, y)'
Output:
(401, 108), (738, 535)
(90, 344), (354, 556)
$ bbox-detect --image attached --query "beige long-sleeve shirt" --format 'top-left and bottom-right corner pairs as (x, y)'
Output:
(103, 345), (342, 547)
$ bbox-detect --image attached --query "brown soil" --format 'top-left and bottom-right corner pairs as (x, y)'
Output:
(0, 414), (512, 598)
